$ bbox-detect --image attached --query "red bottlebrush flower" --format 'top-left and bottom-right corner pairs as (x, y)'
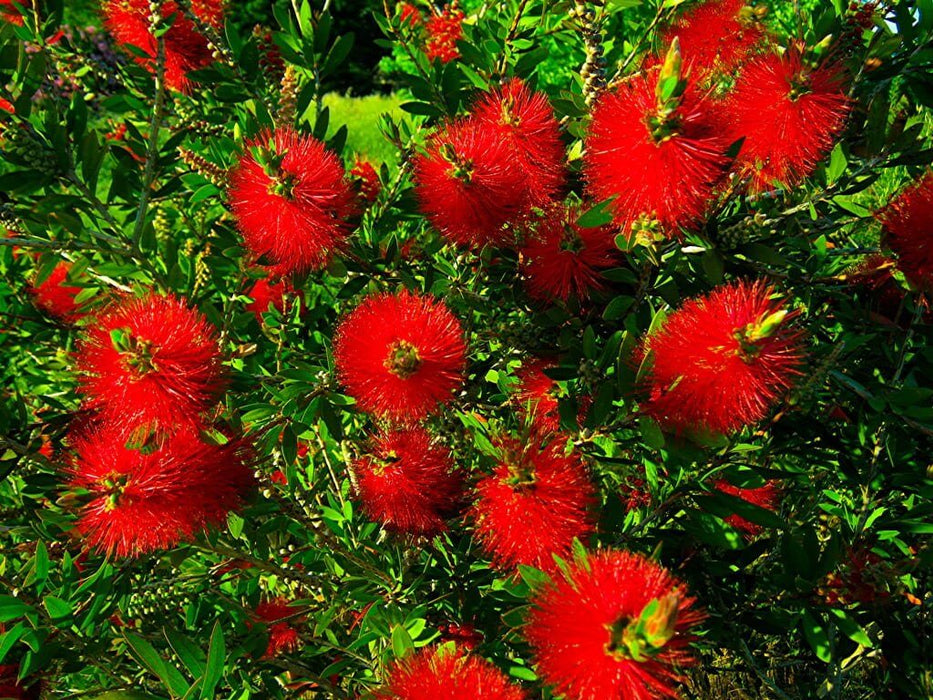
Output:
(353, 427), (462, 536)
(414, 119), (529, 248)
(525, 549), (703, 700)
(878, 172), (933, 292)
(661, 0), (765, 77)
(0, 0), (25, 25)
(470, 439), (595, 572)
(228, 127), (356, 276)
(29, 262), (84, 322)
(253, 598), (302, 658)
(350, 157), (382, 203)
(621, 477), (653, 512)
(821, 548), (892, 606)
(67, 425), (253, 558)
(425, 6), (464, 63)
(638, 279), (805, 436)
(473, 79), (566, 205)
(334, 290), (467, 422)
(105, 122), (128, 142)
(103, 0), (225, 92)
(714, 479), (780, 535)
(513, 358), (589, 435)
(75, 293), (226, 435)
(0, 664), (39, 700)
(585, 66), (731, 238)
(375, 645), (527, 700)
(438, 622), (483, 650)
(245, 276), (295, 321)
(845, 254), (912, 325)
(520, 206), (617, 304)
(399, 2), (422, 27)
(725, 49), (850, 192)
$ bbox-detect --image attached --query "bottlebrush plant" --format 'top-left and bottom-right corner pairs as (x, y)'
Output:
(1, 0), (933, 698)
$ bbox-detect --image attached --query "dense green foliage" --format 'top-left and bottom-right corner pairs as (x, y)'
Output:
(1, 0), (933, 699)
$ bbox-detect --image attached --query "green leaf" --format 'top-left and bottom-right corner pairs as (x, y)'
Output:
(43, 596), (72, 621)
(124, 632), (190, 697)
(200, 621), (225, 699)
(829, 609), (873, 648)
(577, 198), (616, 228)
(391, 624), (414, 659)
(0, 596), (31, 623)
(802, 610), (831, 663)
(517, 564), (550, 591)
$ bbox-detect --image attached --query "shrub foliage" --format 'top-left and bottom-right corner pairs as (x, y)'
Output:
(1, 0), (933, 698)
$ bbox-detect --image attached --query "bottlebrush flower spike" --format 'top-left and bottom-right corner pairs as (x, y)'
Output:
(0, 0), (28, 25)
(245, 275), (295, 322)
(877, 172), (933, 292)
(473, 79), (566, 205)
(513, 359), (589, 435)
(525, 549), (703, 700)
(715, 479), (780, 535)
(375, 645), (527, 700)
(29, 261), (85, 322)
(67, 425), (254, 558)
(103, 0), (225, 92)
(228, 127), (356, 276)
(353, 427), (462, 536)
(585, 43), (731, 239)
(425, 5), (465, 63)
(350, 157), (382, 203)
(0, 664), (38, 699)
(661, 0), (766, 77)
(725, 48), (850, 192)
(252, 598), (302, 658)
(75, 293), (226, 435)
(470, 438), (595, 572)
(638, 279), (805, 436)
(334, 290), (467, 422)
(519, 205), (617, 303)
(414, 118), (530, 248)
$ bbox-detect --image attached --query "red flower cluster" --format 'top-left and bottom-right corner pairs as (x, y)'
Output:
(519, 205), (616, 304)
(414, 79), (564, 248)
(878, 172), (933, 292)
(425, 6), (465, 63)
(353, 427), (462, 536)
(525, 549), (703, 700)
(76, 293), (227, 435)
(725, 49), (851, 191)
(334, 290), (467, 422)
(0, 664), (39, 699)
(350, 157), (382, 203)
(639, 280), (805, 436)
(245, 275), (296, 322)
(661, 0), (765, 77)
(29, 261), (84, 322)
(252, 598), (302, 658)
(68, 425), (253, 558)
(513, 358), (589, 435)
(103, 0), (225, 91)
(228, 127), (355, 276)
(473, 79), (566, 204)
(715, 479), (781, 536)
(375, 645), (527, 700)
(0, 0), (27, 25)
(470, 439), (595, 572)
(585, 62), (731, 238)
(821, 549), (893, 606)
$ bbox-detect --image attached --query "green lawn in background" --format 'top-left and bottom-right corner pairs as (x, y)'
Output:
(65, 0), (100, 26)
(322, 92), (404, 166)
